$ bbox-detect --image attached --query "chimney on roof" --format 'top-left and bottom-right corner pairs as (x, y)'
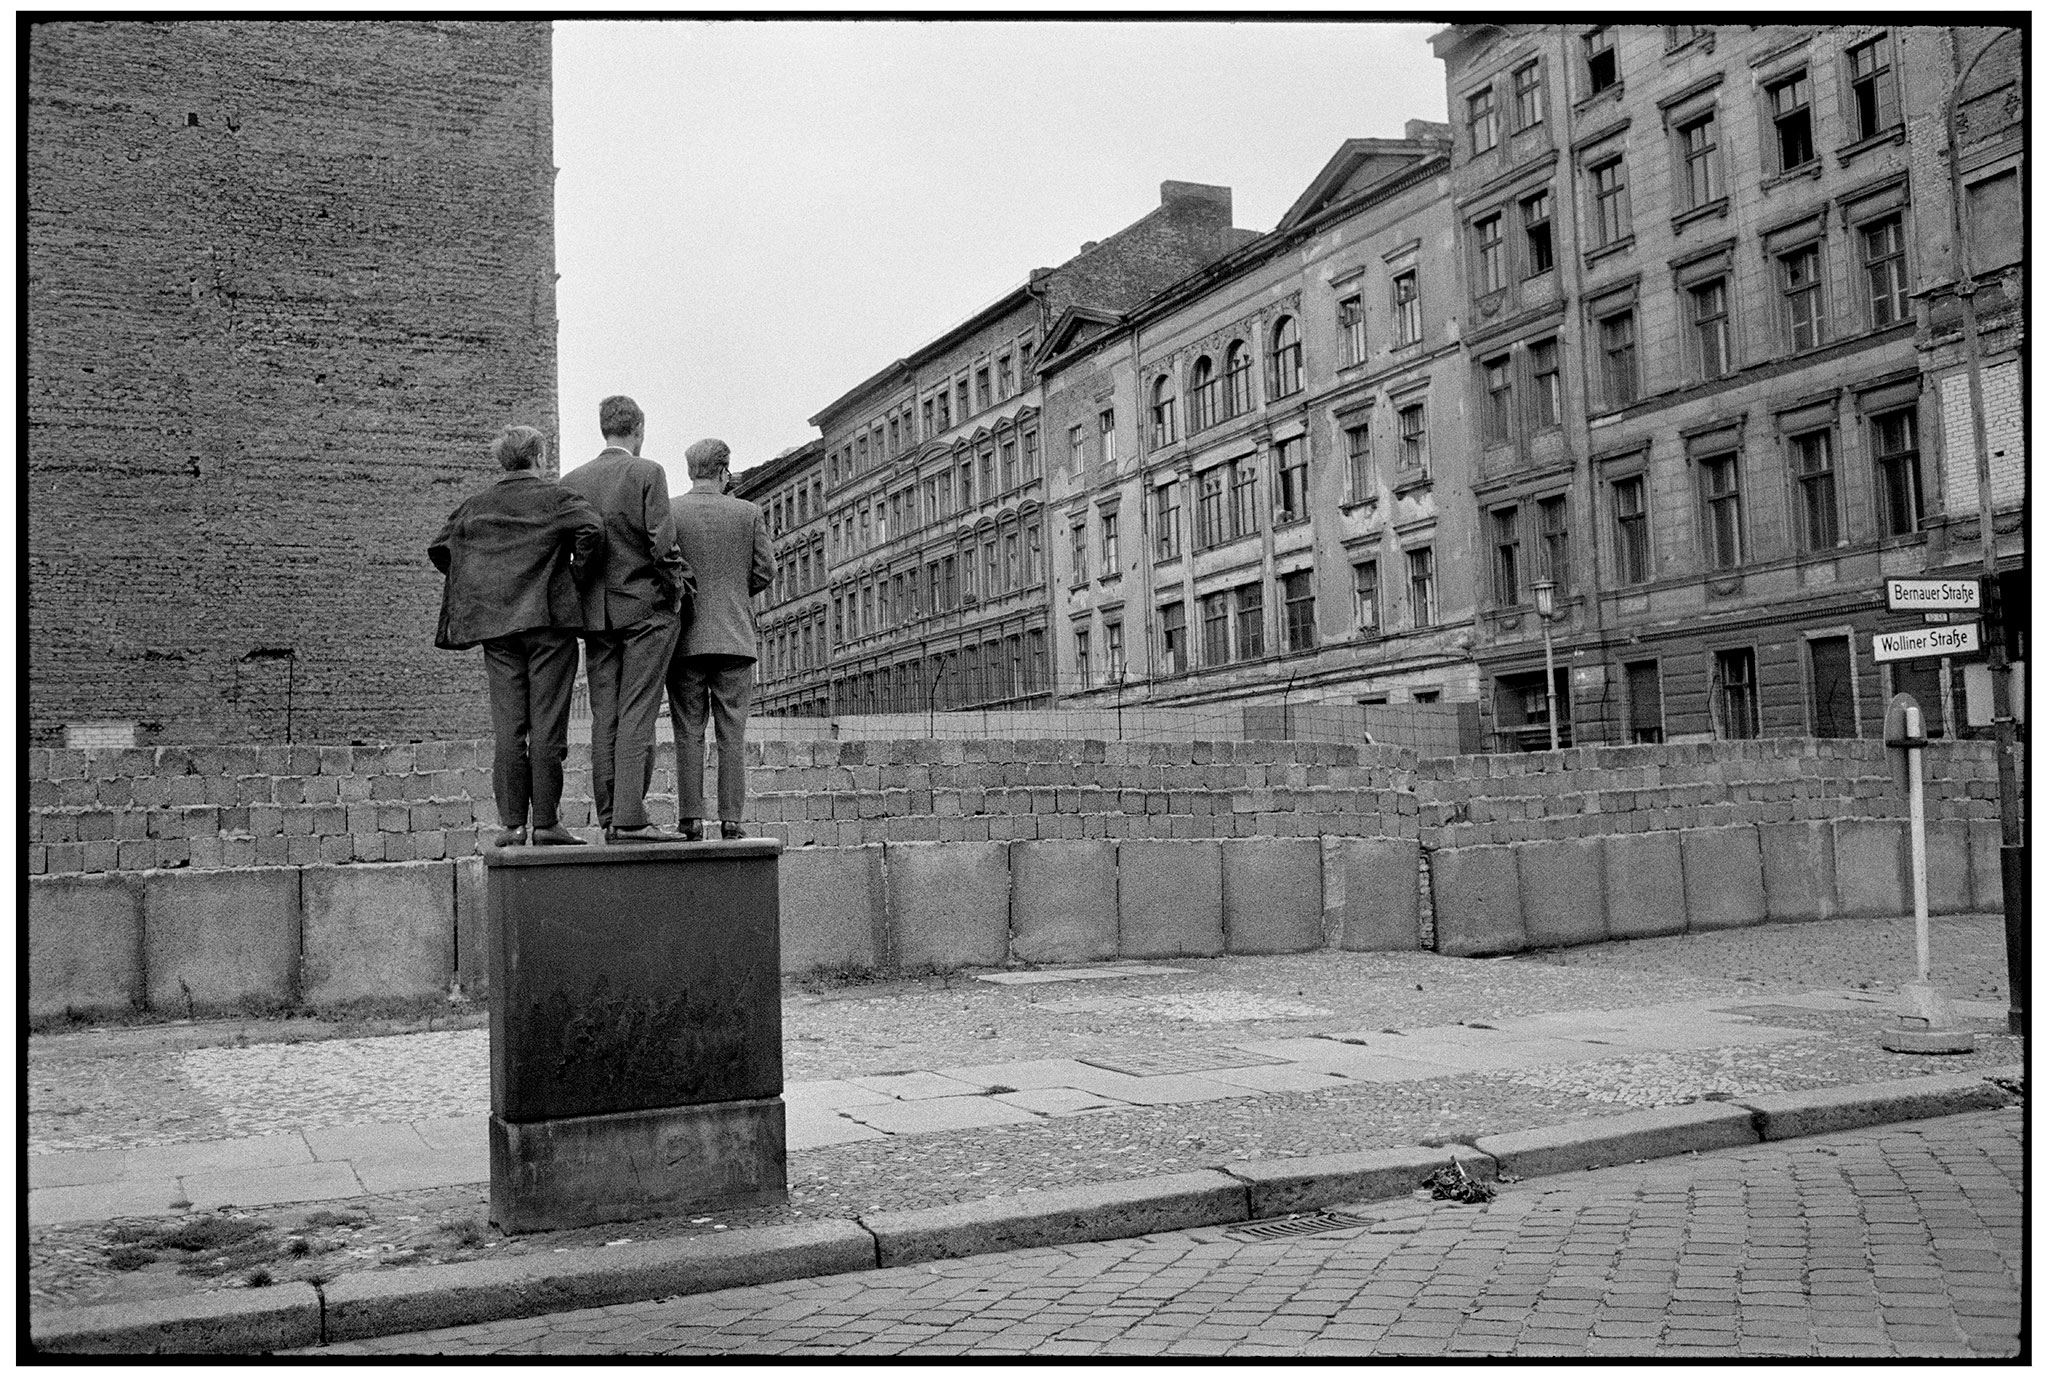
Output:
(1079, 240), (1099, 253)
(1160, 180), (1232, 216)
(1404, 119), (1453, 143)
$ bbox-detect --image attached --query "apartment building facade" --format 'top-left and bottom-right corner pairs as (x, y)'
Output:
(745, 181), (1253, 713)
(1036, 124), (1482, 709)
(1435, 21), (2026, 748)
(742, 439), (831, 717)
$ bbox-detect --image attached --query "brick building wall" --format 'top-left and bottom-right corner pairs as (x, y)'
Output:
(26, 734), (2011, 878)
(27, 20), (557, 746)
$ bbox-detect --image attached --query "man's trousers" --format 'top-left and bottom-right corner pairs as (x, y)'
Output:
(582, 611), (678, 831)
(481, 628), (581, 831)
(667, 653), (755, 823)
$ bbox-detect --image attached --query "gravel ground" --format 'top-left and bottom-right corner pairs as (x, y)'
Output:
(27, 914), (2021, 1316)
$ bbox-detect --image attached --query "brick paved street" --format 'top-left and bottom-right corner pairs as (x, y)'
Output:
(302, 1107), (2023, 1358)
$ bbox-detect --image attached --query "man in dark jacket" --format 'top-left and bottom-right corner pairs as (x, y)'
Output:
(430, 425), (603, 847)
(559, 395), (693, 843)
(666, 438), (774, 840)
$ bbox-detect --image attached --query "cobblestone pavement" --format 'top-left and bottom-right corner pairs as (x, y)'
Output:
(300, 1107), (2023, 1359)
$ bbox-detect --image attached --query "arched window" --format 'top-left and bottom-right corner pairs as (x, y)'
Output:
(1189, 356), (1217, 432)
(1150, 374), (1177, 448)
(1267, 317), (1302, 398)
(1223, 340), (1254, 417)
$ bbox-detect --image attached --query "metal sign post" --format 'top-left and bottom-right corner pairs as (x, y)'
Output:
(1877, 693), (1972, 1055)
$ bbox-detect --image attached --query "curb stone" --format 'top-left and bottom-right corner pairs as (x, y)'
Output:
(31, 1070), (2024, 1354)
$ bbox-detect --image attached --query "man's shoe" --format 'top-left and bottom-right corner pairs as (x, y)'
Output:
(678, 819), (706, 842)
(490, 827), (528, 848)
(719, 821), (748, 840)
(530, 824), (587, 846)
(606, 824), (688, 844)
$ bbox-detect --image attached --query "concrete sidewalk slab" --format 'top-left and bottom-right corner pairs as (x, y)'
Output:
(991, 1087), (1123, 1117)
(411, 1117), (487, 1154)
(845, 1070), (988, 1100)
(841, 1096), (1039, 1135)
(1068, 1071), (1264, 1106)
(1189, 1063), (1354, 1094)
(1475, 1101), (1760, 1178)
(124, 1133), (315, 1180)
(29, 1180), (191, 1228)
(1229, 1037), (1448, 1082)
(352, 1153), (487, 1195)
(183, 1161), (365, 1210)
(783, 1079), (896, 1109)
(304, 1123), (431, 1162)
(861, 1169), (1249, 1268)
(785, 1110), (888, 1151)
(934, 1058), (1119, 1091)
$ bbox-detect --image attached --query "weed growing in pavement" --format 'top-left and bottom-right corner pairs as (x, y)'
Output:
(105, 1246), (154, 1271)
(1423, 1162), (1497, 1204)
(303, 1209), (367, 1229)
(245, 1268), (273, 1288)
(438, 1217), (487, 1249)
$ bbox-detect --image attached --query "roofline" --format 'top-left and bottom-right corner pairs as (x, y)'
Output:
(731, 437), (825, 496)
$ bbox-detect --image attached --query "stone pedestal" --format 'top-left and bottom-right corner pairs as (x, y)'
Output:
(486, 839), (786, 1234)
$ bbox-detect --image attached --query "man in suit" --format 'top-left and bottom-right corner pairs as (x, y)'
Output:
(559, 395), (693, 844)
(666, 438), (773, 840)
(430, 425), (603, 847)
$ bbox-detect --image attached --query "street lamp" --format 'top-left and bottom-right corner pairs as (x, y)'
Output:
(1532, 579), (1560, 752)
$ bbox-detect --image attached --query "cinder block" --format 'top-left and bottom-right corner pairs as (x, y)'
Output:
(1604, 832), (1684, 939)
(1759, 821), (1837, 923)
(1516, 837), (1606, 949)
(453, 857), (487, 995)
(142, 867), (300, 1011)
(780, 845), (886, 975)
(1223, 839), (1323, 955)
(1681, 826), (1766, 932)
(1921, 819), (1972, 916)
(1332, 837), (1422, 951)
(1429, 844), (1523, 957)
(1116, 840), (1224, 959)
(884, 842), (1010, 972)
(301, 861), (455, 1004)
(1833, 819), (1907, 918)
(28, 875), (143, 1018)
(1009, 841), (1117, 965)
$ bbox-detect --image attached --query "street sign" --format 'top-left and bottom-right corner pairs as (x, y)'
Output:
(1886, 577), (1981, 612)
(1873, 621), (1981, 663)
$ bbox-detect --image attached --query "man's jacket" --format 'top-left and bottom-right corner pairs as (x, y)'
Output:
(429, 472), (603, 650)
(558, 447), (690, 631)
(670, 487), (774, 660)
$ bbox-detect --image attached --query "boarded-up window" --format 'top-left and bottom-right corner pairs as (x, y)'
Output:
(1966, 170), (2023, 273)
(1624, 660), (1663, 743)
(1808, 636), (1856, 737)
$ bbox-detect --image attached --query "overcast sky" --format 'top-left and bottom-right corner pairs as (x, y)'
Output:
(552, 18), (1447, 492)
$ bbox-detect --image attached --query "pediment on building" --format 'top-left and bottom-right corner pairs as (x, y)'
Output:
(1277, 139), (1438, 231)
(1040, 305), (1124, 366)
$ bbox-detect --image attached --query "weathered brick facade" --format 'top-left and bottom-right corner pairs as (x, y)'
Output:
(27, 19), (557, 746)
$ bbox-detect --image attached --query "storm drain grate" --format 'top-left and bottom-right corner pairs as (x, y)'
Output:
(1226, 1211), (1380, 1241)
(1076, 1047), (1292, 1077)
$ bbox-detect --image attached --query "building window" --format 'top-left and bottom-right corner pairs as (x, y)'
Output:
(1809, 635), (1856, 737)
(1689, 277), (1731, 380)
(956, 379), (970, 420)
(1196, 466), (1227, 549)
(1715, 647), (1759, 739)
(1345, 420), (1375, 501)
(1338, 294), (1365, 365)
(1100, 510), (1118, 571)
(1224, 341), (1255, 416)
(1768, 70), (1815, 172)
(1780, 242), (1825, 351)
(942, 554), (958, 607)
(1848, 33), (1899, 141)
(1538, 494), (1570, 593)
(1235, 582), (1265, 659)
(983, 539), (999, 598)
(1512, 62), (1543, 130)
(1665, 24), (1706, 50)
(1099, 408), (1117, 466)
(1023, 429), (1040, 479)
(1026, 519), (1042, 584)
(1267, 318), (1302, 399)
(957, 456), (975, 509)
(1200, 591), (1230, 666)
(1274, 436), (1308, 522)
(1468, 85), (1499, 153)
(1282, 570), (1316, 652)
(1482, 355), (1513, 444)
(1074, 626), (1091, 687)
(1522, 191), (1553, 276)
(1613, 473), (1649, 584)
(1104, 619), (1125, 680)
(1159, 601), (1186, 675)
(1154, 480), (1181, 559)
(920, 399), (934, 439)
(1150, 375), (1177, 448)
(1492, 506), (1522, 605)
(1001, 439), (1018, 491)
(1397, 402), (1428, 474)
(1070, 523), (1088, 586)
(1531, 337), (1562, 427)
(1407, 547), (1436, 628)
(1067, 424), (1085, 475)
(1590, 157), (1630, 246)
(979, 447), (995, 500)
(1584, 27), (1617, 93)
(1229, 457), (1260, 539)
(996, 354), (1014, 400)
(1474, 213), (1505, 293)
(1393, 270), (1421, 344)
(1598, 308), (1638, 407)
(1791, 429), (1839, 551)
(1188, 356), (1217, 431)
(1353, 560), (1380, 634)
(1872, 407), (1922, 537)
(1862, 215), (1908, 328)
(1699, 451), (1743, 569)
(1678, 111), (1721, 209)
(1624, 659), (1663, 742)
